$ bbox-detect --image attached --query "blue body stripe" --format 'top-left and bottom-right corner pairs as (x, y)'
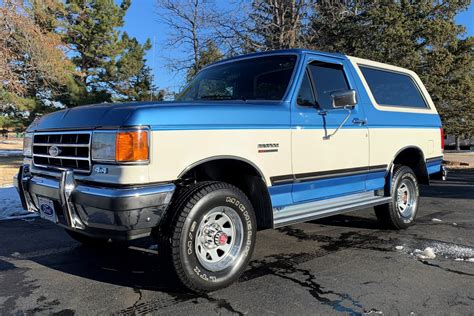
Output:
(268, 184), (293, 209)
(150, 125), (440, 131)
(426, 159), (443, 175)
(427, 163), (442, 175)
(292, 173), (367, 204)
(270, 170), (386, 208)
(366, 171), (387, 191)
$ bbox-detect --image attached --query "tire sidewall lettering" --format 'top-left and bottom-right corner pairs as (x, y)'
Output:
(226, 196), (253, 257)
(394, 170), (419, 224)
(183, 192), (254, 283)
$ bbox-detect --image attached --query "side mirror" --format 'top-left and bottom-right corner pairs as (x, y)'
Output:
(331, 89), (357, 108)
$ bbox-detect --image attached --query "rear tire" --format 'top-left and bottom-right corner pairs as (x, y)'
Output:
(158, 181), (257, 292)
(375, 165), (419, 229)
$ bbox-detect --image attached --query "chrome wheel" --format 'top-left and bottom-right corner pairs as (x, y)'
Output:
(396, 179), (417, 218)
(195, 206), (244, 272)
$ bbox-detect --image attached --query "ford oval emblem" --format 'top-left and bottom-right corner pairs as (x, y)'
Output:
(49, 145), (61, 157)
(40, 204), (54, 216)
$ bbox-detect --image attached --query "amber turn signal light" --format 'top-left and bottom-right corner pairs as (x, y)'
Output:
(116, 130), (149, 162)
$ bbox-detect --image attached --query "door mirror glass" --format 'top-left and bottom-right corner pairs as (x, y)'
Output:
(331, 89), (357, 108)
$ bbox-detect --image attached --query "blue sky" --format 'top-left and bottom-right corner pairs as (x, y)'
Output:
(121, 1), (474, 93)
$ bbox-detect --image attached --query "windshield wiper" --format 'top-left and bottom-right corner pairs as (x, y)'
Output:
(199, 95), (247, 101)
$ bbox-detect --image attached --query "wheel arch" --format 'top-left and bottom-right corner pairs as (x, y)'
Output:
(177, 156), (273, 229)
(388, 146), (429, 186)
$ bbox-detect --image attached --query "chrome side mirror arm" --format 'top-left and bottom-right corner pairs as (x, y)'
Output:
(322, 106), (352, 140)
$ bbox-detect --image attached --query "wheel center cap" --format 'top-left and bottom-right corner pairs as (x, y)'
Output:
(215, 232), (228, 246)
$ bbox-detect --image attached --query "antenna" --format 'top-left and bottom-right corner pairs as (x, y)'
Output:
(151, 35), (156, 101)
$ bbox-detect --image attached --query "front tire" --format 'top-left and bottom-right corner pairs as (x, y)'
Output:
(375, 165), (420, 229)
(161, 181), (257, 292)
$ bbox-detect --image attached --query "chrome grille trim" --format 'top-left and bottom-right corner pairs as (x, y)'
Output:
(32, 131), (92, 173)
(33, 154), (90, 161)
(33, 143), (89, 147)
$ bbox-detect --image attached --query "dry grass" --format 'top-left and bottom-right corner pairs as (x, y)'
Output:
(444, 152), (474, 169)
(0, 139), (23, 150)
(0, 139), (23, 186)
(0, 156), (22, 186)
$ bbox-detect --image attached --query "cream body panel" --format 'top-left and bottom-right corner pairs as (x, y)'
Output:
(149, 129), (292, 185)
(291, 128), (369, 173)
(368, 128), (443, 167)
(29, 162), (151, 185)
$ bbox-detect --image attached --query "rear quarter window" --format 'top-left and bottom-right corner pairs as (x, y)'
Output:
(360, 66), (428, 109)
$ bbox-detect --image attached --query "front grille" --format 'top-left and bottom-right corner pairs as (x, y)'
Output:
(32, 131), (92, 173)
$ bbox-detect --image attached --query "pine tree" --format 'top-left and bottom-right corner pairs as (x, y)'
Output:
(186, 40), (224, 81)
(307, 0), (473, 143)
(62, 0), (153, 105)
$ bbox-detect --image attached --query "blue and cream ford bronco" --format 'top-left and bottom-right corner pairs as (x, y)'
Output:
(16, 49), (445, 292)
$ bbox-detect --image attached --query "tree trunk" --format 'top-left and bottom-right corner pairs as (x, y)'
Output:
(455, 135), (461, 151)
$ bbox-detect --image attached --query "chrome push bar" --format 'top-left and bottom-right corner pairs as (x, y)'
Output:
(16, 165), (85, 229)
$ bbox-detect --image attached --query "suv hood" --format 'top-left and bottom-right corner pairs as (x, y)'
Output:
(27, 101), (289, 132)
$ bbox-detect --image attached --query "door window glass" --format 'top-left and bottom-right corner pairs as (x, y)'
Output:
(297, 70), (316, 106)
(308, 62), (350, 109)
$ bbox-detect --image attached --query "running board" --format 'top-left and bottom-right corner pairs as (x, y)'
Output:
(273, 191), (392, 228)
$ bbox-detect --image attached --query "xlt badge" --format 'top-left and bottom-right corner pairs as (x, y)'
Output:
(258, 143), (279, 153)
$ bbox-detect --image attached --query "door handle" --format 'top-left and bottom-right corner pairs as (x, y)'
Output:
(352, 118), (367, 126)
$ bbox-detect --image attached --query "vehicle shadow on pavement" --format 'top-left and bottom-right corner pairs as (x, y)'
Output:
(420, 170), (474, 199)
(30, 241), (191, 294)
(311, 214), (381, 230)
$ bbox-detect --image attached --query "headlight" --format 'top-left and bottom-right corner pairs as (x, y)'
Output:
(91, 131), (116, 161)
(23, 133), (33, 157)
(92, 129), (149, 163)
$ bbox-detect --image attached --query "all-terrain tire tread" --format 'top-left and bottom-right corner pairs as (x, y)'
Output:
(375, 165), (418, 230)
(161, 181), (253, 293)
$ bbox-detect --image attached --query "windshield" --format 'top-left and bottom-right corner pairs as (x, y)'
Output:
(176, 55), (297, 101)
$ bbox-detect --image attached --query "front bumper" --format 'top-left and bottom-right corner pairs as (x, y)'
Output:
(14, 165), (175, 240)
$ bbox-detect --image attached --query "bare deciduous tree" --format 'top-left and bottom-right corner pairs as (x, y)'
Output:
(250, 0), (308, 50)
(209, 0), (310, 54)
(157, 0), (217, 76)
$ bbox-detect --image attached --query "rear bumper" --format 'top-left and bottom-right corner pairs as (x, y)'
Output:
(429, 165), (447, 181)
(14, 165), (175, 240)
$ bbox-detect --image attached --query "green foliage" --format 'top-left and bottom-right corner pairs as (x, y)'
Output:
(241, 1), (473, 140)
(306, 0), (473, 140)
(63, 0), (154, 105)
(186, 40), (224, 81)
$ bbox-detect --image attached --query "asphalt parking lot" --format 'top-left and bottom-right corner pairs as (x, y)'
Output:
(0, 170), (473, 315)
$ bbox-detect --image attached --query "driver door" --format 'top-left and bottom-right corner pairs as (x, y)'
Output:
(291, 55), (369, 204)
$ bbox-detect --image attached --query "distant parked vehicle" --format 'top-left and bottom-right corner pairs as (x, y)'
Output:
(444, 135), (473, 151)
(15, 49), (445, 292)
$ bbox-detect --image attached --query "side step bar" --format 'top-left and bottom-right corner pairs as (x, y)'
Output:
(273, 191), (392, 228)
